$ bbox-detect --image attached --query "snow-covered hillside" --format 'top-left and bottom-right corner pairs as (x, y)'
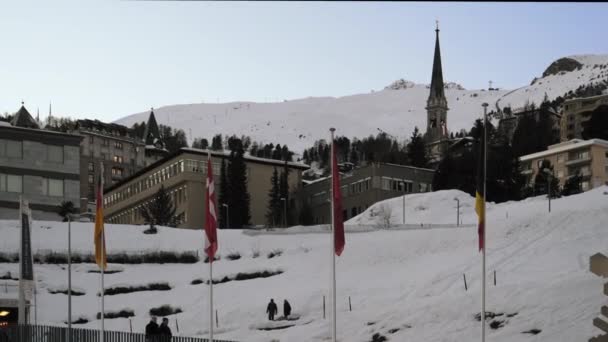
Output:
(115, 54), (608, 154)
(1, 187), (607, 341)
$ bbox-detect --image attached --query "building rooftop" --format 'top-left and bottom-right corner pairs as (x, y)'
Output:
(75, 119), (140, 140)
(520, 138), (608, 162)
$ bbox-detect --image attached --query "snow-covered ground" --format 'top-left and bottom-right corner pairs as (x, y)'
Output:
(115, 54), (608, 154)
(1, 187), (607, 341)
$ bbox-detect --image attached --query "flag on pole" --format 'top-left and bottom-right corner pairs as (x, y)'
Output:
(475, 124), (486, 252)
(331, 137), (345, 256)
(205, 153), (218, 260)
(94, 172), (107, 270)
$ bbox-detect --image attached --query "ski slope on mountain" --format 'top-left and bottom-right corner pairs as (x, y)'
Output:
(1, 187), (607, 341)
(115, 54), (608, 154)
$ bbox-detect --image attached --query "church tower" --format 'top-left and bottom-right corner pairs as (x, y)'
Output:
(425, 22), (450, 164)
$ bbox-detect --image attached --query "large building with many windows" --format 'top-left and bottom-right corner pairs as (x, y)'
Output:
(0, 105), (82, 220)
(301, 163), (435, 224)
(520, 138), (608, 192)
(560, 94), (608, 141)
(103, 148), (308, 229)
(71, 119), (146, 213)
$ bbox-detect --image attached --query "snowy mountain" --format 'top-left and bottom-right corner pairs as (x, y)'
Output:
(1, 186), (607, 341)
(115, 54), (608, 154)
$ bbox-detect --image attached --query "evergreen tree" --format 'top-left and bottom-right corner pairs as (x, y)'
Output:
(407, 127), (428, 168)
(192, 138), (209, 149)
(349, 148), (359, 166)
(562, 172), (583, 196)
(582, 105), (608, 140)
(512, 114), (539, 157)
(249, 142), (259, 157)
(302, 150), (310, 164)
(266, 167), (281, 227)
(532, 160), (560, 198)
(226, 143), (251, 228)
(278, 162), (290, 226)
(299, 201), (314, 226)
(140, 185), (177, 227)
(218, 158), (228, 228)
(211, 134), (223, 150)
(58, 201), (77, 222)
(272, 144), (282, 160)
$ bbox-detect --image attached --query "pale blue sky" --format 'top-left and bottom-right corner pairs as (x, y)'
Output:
(1, 1), (607, 122)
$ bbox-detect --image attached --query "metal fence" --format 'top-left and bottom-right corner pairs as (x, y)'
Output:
(0, 324), (238, 342)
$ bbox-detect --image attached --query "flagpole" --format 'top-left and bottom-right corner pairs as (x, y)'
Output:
(330, 128), (337, 342)
(100, 163), (105, 342)
(209, 259), (214, 342)
(481, 103), (488, 342)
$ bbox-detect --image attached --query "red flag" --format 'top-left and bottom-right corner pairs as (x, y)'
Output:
(204, 154), (218, 260)
(332, 139), (345, 256)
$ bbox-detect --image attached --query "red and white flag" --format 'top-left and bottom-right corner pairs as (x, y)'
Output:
(332, 138), (345, 256)
(204, 153), (218, 260)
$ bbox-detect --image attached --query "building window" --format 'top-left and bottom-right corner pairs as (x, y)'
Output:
(557, 170), (564, 178)
(101, 153), (107, 160)
(6, 140), (23, 159)
(88, 162), (94, 172)
(89, 136), (94, 144)
(0, 174), (23, 193)
(42, 178), (64, 197)
(557, 154), (564, 164)
(88, 174), (94, 184)
(582, 181), (590, 191)
(113, 155), (123, 163)
(112, 167), (124, 177)
(115, 141), (123, 149)
(103, 139), (109, 147)
(47, 145), (64, 163)
(419, 183), (429, 192)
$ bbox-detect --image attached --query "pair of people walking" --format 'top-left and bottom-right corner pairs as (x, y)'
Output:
(266, 299), (291, 321)
(145, 316), (172, 341)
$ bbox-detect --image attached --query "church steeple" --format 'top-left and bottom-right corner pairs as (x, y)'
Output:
(143, 107), (163, 148)
(428, 21), (446, 103)
(425, 21), (449, 144)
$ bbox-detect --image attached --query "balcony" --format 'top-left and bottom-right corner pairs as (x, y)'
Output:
(565, 156), (591, 166)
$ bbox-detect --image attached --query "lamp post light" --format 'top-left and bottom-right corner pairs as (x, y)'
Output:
(543, 168), (553, 213)
(67, 200), (88, 342)
(280, 198), (287, 228)
(453, 198), (460, 226)
(222, 204), (229, 229)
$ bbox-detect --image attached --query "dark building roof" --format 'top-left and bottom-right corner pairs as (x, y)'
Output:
(428, 25), (445, 103)
(11, 105), (40, 129)
(76, 119), (140, 139)
(143, 109), (163, 147)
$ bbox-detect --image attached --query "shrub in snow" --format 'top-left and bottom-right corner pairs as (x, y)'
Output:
(100, 282), (171, 296)
(190, 279), (203, 285)
(149, 305), (182, 317)
(66, 317), (89, 325)
(143, 226), (158, 234)
(1, 251), (199, 265)
(204, 255), (220, 263)
(96, 309), (134, 319)
(0, 272), (17, 280)
(226, 252), (241, 261)
(267, 249), (283, 259)
(371, 333), (388, 342)
(48, 288), (86, 296)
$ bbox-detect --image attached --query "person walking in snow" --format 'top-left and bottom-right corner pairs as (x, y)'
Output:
(158, 317), (172, 342)
(266, 298), (278, 321)
(283, 299), (292, 319)
(145, 316), (159, 341)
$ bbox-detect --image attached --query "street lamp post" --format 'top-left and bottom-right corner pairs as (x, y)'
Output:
(543, 168), (552, 213)
(453, 198), (460, 226)
(67, 214), (72, 342)
(280, 198), (287, 227)
(222, 204), (229, 229)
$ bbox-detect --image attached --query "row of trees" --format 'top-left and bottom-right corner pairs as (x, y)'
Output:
(192, 133), (295, 162)
(301, 127), (429, 175)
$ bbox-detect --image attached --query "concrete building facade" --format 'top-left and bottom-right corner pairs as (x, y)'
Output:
(561, 94), (608, 141)
(72, 119), (146, 213)
(0, 105), (81, 220)
(103, 148), (308, 229)
(520, 139), (608, 192)
(301, 163), (435, 224)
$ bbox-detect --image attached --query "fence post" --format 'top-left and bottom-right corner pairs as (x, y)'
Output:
(463, 273), (468, 291)
(494, 270), (496, 286)
(323, 295), (326, 319)
(129, 318), (133, 333)
(216, 309), (219, 328)
(348, 296), (352, 312)
(175, 317), (179, 333)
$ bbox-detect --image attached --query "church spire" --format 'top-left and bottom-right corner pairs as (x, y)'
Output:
(428, 21), (445, 102)
(143, 107), (162, 148)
